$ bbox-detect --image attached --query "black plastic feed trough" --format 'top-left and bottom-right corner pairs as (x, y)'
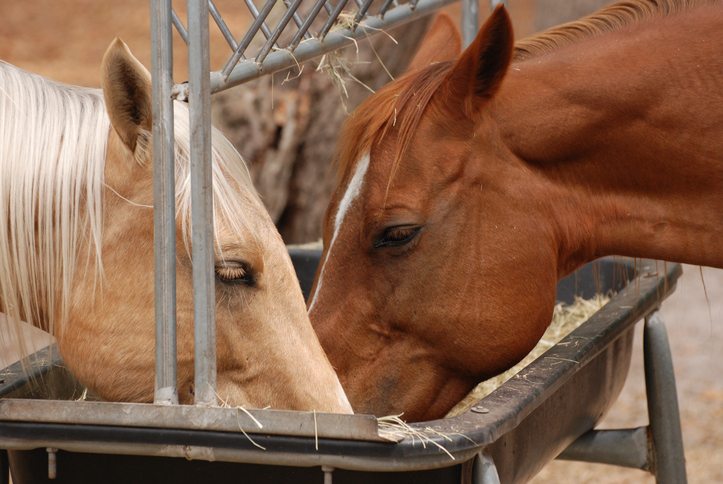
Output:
(0, 252), (683, 483)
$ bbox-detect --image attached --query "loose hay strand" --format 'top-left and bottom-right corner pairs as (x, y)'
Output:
(313, 409), (319, 451)
(377, 414), (456, 460)
(216, 391), (267, 450)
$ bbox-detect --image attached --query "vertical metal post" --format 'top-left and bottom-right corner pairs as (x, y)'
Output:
(644, 312), (687, 484)
(151, 0), (179, 405)
(187, 0), (217, 406)
(473, 451), (501, 484)
(461, 0), (479, 47)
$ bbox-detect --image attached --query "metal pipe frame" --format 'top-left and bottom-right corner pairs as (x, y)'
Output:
(222, 0), (278, 77)
(557, 312), (688, 483)
(255, 0), (305, 63)
(558, 427), (650, 470)
(318, 0), (351, 39)
(209, 0), (239, 50)
(154, 0), (469, 407)
(644, 312), (687, 484)
(0, 432), (482, 473)
(473, 452), (501, 484)
(175, 0), (460, 100)
(288, 0), (329, 50)
(187, 0), (217, 407)
(151, 0), (179, 406)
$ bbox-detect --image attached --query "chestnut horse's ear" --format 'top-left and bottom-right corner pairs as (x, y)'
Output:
(446, 6), (514, 109)
(407, 13), (462, 72)
(101, 38), (152, 155)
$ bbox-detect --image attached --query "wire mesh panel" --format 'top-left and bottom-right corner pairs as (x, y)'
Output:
(168, 0), (478, 99)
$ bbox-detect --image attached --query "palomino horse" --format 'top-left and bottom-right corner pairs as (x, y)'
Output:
(0, 39), (351, 413)
(310, 0), (722, 421)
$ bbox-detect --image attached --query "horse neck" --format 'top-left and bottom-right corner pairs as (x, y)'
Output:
(495, 7), (723, 276)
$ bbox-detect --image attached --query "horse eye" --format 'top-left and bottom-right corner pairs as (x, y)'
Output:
(215, 261), (255, 286)
(374, 225), (423, 249)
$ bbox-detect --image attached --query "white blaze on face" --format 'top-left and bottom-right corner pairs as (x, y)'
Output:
(308, 153), (371, 313)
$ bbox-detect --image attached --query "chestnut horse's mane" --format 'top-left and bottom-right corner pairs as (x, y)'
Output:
(337, 61), (451, 185)
(0, 61), (255, 341)
(514, 0), (713, 60)
(337, 0), (712, 182)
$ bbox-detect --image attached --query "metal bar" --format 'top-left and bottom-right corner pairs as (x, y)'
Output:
(490, 0), (508, 7)
(222, 0), (277, 77)
(473, 452), (501, 484)
(462, 0), (478, 46)
(318, 0), (350, 39)
(352, 0), (375, 27)
(255, 0), (304, 63)
(187, 0), (217, 407)
(288, 0), (329, 50)
(284, 0), (314, 43)
(0, 431), (482, 472)
(208, 0), (459, 94)
(0, 399), (382, 441)
(644, 313), (687, 484)
(322, 465), (334, 484)
(379, 0), (396, 17)
(151, 0), (179, 406)
(244, 0), (275, 39)
(323, 0), (334, 15)
(209, 0), (239, 50)
(557, 427), (650, 470)
(171, 9), (190, 44)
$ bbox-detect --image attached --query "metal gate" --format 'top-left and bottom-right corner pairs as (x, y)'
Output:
(148, 0), (507, 407)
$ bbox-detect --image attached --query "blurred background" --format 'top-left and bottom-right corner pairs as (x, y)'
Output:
(0, 1), (720, 482)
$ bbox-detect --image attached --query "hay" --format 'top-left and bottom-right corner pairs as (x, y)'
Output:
(315, 11), (399, 111)
(446, 294), (610, 417)
(377, 414), (458, 458)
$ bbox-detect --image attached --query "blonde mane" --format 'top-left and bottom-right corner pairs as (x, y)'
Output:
(0, 61), (255, 351)
(514, 0), (714, 60)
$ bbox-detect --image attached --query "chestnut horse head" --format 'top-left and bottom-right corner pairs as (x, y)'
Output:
(0, 40), (351, 413)
(310, 1), (723, 421)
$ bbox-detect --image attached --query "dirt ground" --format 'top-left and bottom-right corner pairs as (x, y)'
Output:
(1, 2), (720, 482)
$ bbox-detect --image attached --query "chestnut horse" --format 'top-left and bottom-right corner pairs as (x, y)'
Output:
(0, 39), (351, 413)
(310, 0), (722, 421)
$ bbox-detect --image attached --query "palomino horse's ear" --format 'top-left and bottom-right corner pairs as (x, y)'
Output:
(446, 5), (514, 110)
(407, 13), (462, 72)
(101, 38), (152, 155)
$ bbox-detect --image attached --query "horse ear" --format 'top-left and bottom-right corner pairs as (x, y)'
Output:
(407, 13), (462, 72)
(445, 5), (514, 110)
(101, 38), (152, 155)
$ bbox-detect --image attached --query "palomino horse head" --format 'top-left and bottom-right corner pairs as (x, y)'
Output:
(0, 39), (351, 413)
(309, 10), (555, 421)
(311, 1), (723, 421)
